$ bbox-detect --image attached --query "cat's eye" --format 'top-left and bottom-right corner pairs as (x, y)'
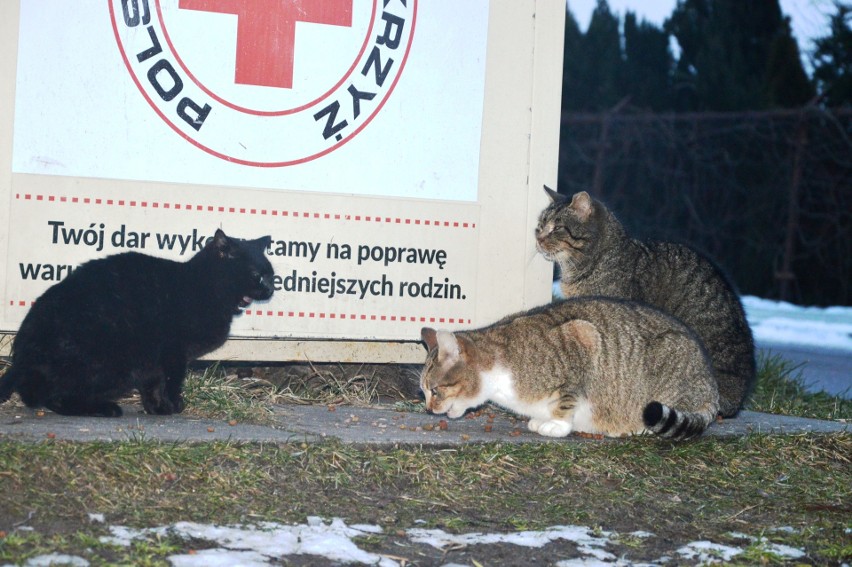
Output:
(430, 387), (439, 397)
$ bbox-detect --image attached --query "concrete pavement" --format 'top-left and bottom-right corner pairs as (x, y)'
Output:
(0, 401), (846, 444)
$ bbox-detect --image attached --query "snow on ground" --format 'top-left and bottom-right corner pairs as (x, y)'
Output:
(552, 282), (852, 353)
(742, 296), (852, 352)
(9, 518), (811, 567)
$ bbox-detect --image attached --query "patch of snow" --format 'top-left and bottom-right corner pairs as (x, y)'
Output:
(92, 518), (809, 567)
(555, 288), (852, 352)
(555, 559), (614, 566)
(742, 296), (852, 351)
(408, 524), (616, 564)
(100, 518), (396, 567)
(169, 549), (270, 567)
(408, 525), (612, 550)
(765, 542), (806, 560)
(677, 540), (743, 563)
(725, 531), (807, 560)
(19, 554), (90, 567)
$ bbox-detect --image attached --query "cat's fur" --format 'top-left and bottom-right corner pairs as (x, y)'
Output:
(0, 229), (275, 417)
(420, 297), (719, 440)
(535, 187), (755, 418)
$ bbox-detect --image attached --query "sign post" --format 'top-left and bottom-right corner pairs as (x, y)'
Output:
(0, 1), (564, 363)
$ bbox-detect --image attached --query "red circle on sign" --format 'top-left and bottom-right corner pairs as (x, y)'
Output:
(108, 0), (417, 167)
(155, 0), (378, 116)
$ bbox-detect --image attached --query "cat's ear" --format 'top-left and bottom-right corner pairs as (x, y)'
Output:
(560, 319), (601, 354)
(435, 330), (460, 362)
(543, 185), (566, 204)
(433, 330), (475, 364)
(568, 192), (593, 222)
(212, 229), (234, 258)
(253, 235), (272, 253)
(421, 327), (438, 351)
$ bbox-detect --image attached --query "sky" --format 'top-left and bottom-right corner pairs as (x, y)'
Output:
(567, 0), (837, 56)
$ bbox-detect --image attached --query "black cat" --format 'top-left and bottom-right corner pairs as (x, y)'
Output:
(0, 229), (275, 417)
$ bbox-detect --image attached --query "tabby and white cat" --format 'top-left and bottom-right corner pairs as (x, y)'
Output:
(420, 297), (719, 440)
(536, 187), (755, 418)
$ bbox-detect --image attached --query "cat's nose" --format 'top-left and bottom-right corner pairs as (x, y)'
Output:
(259, 275), (275, 297)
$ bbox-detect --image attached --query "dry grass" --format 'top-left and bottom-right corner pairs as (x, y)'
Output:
(182, 362), (420, 417)
(178, 353), (849, 426)
(0, 434), (849, 564)
(748, 352), (850, 421)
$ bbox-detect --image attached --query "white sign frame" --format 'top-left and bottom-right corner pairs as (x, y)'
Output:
(0, 1), (564, 363)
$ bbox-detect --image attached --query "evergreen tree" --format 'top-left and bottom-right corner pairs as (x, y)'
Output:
(812, 2), (852, 107)
(583, 0), (624, 110)
(766, 17), (816, 107)
(623, 12), (675, 110)
(666, 0), (811, 110)
(561, 0), (624, 111)
(561, 8), (587, 111)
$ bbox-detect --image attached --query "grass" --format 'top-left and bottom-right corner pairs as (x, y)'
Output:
(0, 435), (849, 564)
(0, 352), (849, 564)
(176, 352), (850, 426)
(747, 351), (849, 422)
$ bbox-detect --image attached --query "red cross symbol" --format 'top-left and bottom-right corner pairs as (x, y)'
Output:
(179, 0), (354, 89)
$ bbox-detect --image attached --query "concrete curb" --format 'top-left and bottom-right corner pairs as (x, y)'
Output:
(0, 403), (847, 444)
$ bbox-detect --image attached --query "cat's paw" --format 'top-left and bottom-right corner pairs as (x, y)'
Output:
(527, 419), (543, 432)
(170, 394), (186, 414)
(536, 420), (573, 437)
(142, 395), (176, 415)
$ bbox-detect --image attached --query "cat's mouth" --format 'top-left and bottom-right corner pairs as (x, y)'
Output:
(535, 243), (555, 261)
(235, 296), (254, 314)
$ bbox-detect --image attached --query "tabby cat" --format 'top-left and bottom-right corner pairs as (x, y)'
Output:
(420, 297), (719, 440)
(535, 187), (755, 418)
(0, 229), (275, 417)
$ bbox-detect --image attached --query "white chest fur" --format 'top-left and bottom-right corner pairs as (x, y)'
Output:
(480, 365), (555, 421)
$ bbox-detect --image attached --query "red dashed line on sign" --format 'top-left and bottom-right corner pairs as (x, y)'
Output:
(13, 193), (477, 230)
(243, 309), (471, 324)
(5, 301), (471, 325)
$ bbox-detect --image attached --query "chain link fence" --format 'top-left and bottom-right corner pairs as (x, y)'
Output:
(557, 107), (852, 306)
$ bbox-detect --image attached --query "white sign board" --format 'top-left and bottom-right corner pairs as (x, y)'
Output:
(1, 0), (564, 362)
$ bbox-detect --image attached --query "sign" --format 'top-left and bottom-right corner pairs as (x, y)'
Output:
(12, 0), (486, 201)
(0, 1), (564, 362)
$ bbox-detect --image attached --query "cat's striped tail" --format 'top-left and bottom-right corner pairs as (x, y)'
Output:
(642, 401), (713, 440)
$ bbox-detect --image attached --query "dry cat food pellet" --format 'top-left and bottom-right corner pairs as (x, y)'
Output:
(46, 432), (56, 439)
(423, 424), (434, 431)
(207, 427), (215, 433)
(460, 434), (470, 441)
(228, 419), (238, 426)
(438, 420), (449, 430)
(484, 424), (493, 432)
(509, 429), (522, 437)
